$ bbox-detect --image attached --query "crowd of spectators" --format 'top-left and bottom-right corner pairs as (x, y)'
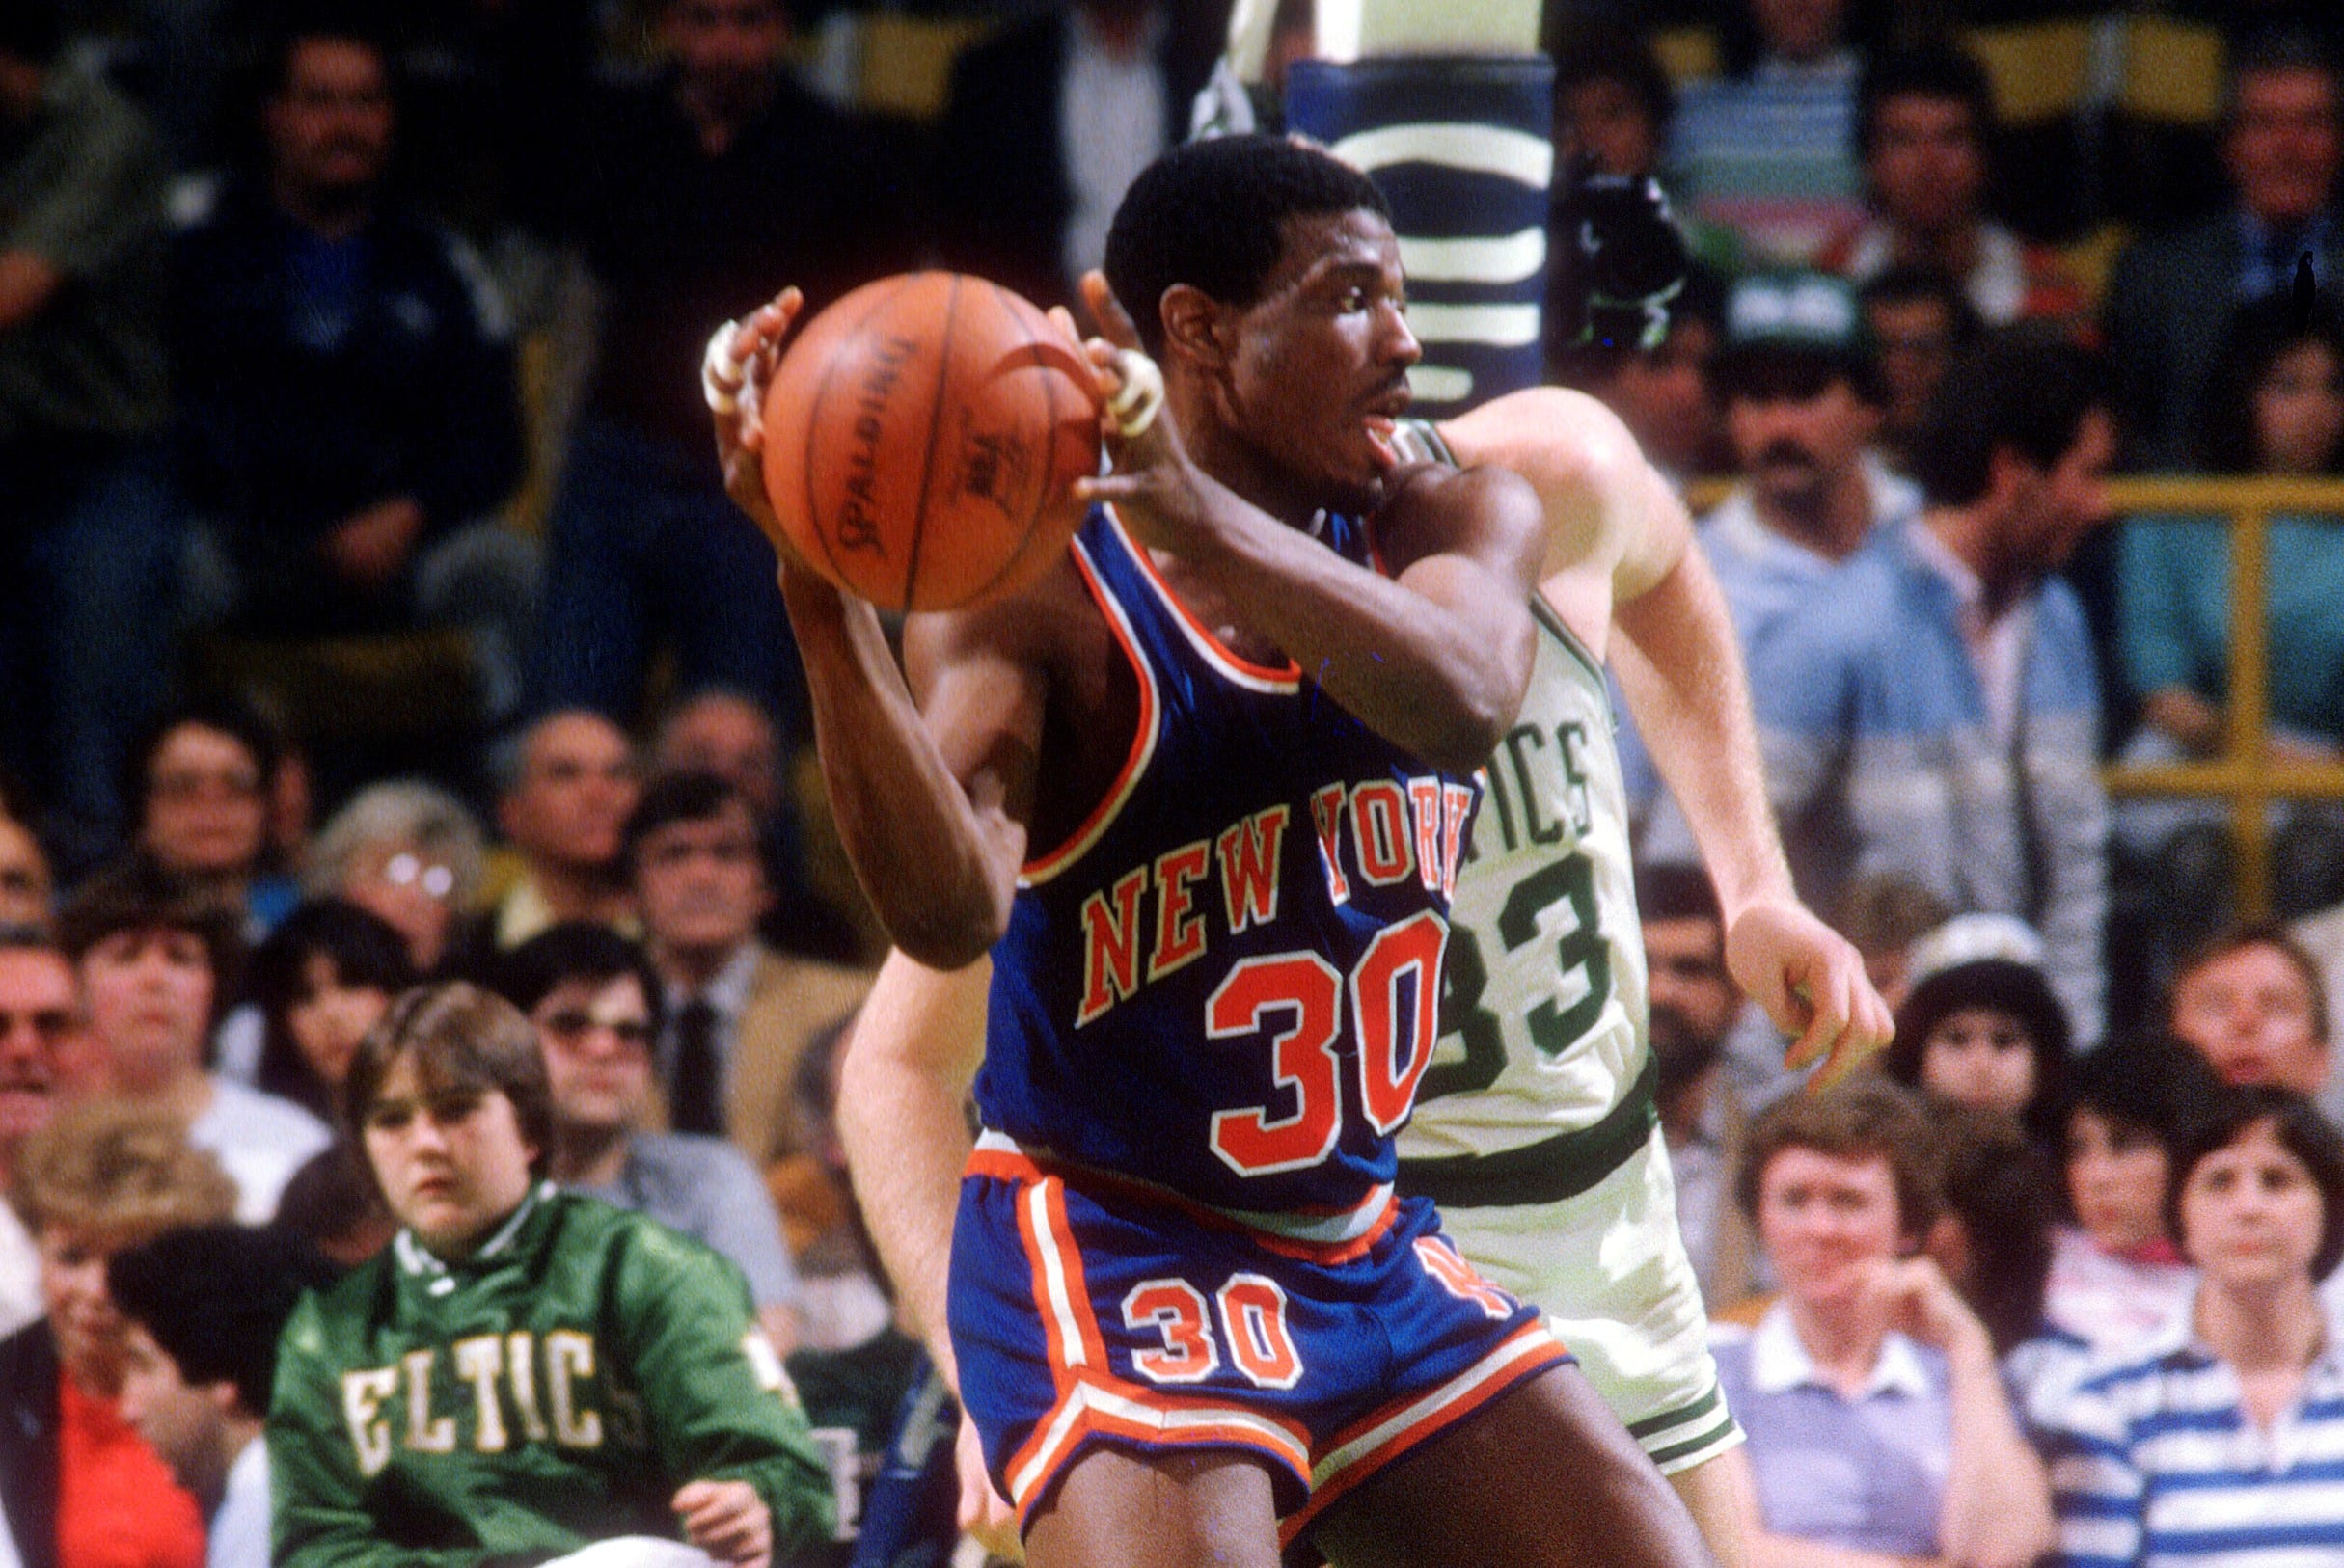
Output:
(7, 0), (2344, 1563)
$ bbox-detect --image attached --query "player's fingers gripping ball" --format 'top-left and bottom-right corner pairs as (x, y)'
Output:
(757, 272), (1103, 612)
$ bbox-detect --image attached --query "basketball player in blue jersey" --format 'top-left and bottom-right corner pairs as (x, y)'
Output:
(712, 136), (1713, 1568)
(804, 195), (1895, 1568)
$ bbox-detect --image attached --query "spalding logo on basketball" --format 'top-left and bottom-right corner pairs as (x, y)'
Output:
(760, 272), (1103, 612)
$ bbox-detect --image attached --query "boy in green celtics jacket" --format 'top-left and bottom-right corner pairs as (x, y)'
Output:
(269, 983), (833, 1568)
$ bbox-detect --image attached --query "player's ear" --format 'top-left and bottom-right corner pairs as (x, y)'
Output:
(1158, 284), (1231, 370)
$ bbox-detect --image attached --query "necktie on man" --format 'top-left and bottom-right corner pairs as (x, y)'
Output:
(670, 996), (722, 1136)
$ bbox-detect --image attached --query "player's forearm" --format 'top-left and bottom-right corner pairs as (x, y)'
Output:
(1611, 549), (1795, 917)
(1936, 1340), (2056, 1568)
(836, 953), (992, 1388)
(783, 576), (1018, 967)
(1173, 478), (1533, 772)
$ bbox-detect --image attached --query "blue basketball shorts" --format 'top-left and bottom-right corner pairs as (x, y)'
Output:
(949, 1140), (1570, 1549)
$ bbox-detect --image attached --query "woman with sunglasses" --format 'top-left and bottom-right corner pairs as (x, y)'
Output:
(490, 922), (803, 1352)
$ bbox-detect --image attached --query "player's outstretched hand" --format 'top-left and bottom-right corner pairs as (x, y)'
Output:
(672, 1478), (773, 1568)
(1724, 899), (1894, 1092)
(704, 287), (814, 576)
(955, 1411), (1023, 1562)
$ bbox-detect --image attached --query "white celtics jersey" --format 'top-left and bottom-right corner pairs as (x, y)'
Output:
(1388, 421), (1653, 1190)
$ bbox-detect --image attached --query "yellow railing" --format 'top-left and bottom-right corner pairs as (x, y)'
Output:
(2101, 477), (2344, 917)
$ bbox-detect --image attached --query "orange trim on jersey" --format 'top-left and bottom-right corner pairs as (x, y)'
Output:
(966, 1140), (1399, 1266)
(1106, 507), (1302, 689)
(1019, 534), (1161, 886)
(1278, 1323), (1567, 1548)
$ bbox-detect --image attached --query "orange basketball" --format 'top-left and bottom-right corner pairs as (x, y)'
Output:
(759, 272), (1103, 612)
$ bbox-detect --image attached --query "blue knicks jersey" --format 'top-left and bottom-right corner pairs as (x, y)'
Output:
(977, 505), (1480, 1232)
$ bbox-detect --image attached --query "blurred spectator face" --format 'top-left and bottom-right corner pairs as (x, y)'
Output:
(0, 947), (77, 1159)
(1917, 1006), (2035, 1115)
(1993, 408), (2115, 581)
(2064, 1107), (2170, 1256)
(117, 1323), (231, 1494)
(141, 722), (268, 879)
(636, 797), (767, 959)
(286, 951), (393, 1096)
(1562, 75), (1660, 179)
(0, 817), (52, 927)
(2253, 337), (2344, 475)
(1867, 292), (1960, 454)
(1757, 1146), (1904, 1313)
(2172, 940), (2330, 1094)
(266, 37), (395, 212)
(1751, 0), (1844, 65)
(2223, 67), (2342, 227)
(1726, 362), (1877, 519)
(40, 1223), (131, 1386)
(663, 0), (788, 121)
(1867, 94), (1984, 237)
(1599, 320), (1724, 477)
(78, 928), (213, 1095)
(342, 840), (461, 971)
(1643, 912), (1739, 1045)
(502, 715), (638, 875)
(532, 974), (657, 1136)
(657, 694), (783, 818)
(359, 1051), (538, 1256)
(2178, 1117), (2324, 1288)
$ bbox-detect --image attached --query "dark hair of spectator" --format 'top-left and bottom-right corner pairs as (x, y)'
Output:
(56, 858), (244, 1020)
(1909, 326), (2110, 508)
(2171, 920), (2330, 1044)
(249, 899), (418, 1117)
(1104, 135), (1391, 357)
(2195, 295), (2344, 476)
(1933, 1105), (2060, 1355)
(1634, 862), (1721, 929)
(270, 1142), (393, 1263)
(490, 921), (666, 1037)
(622, 769), (752, 873)
(2166, 1085), (2344, 1281)
(1738, 1077), (1942, 1244)
(344, 983), (553, 1178)
(1860, 265), (1985, 342)
(123, 695), (284, 842)
(0, 1), (61, 67)
(1886, 957), (2073, 1148)
(1854, 42), (1997, 165)
(2061, 1032), (2224, 1159)
(107, 1224), (341, 1416)
(1553, 22), (1676, 139)
(2221, 25), (2343, 132)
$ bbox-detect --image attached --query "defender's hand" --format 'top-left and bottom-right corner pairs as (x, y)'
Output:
(1725, 899), (1894, 1091)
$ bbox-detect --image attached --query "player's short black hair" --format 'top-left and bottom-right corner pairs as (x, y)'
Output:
(1908, 326), (2109, 508)
(491, 921), (665, 1037)
(2167, 1084), (2344, 1281)
(1634, 862), (1720, 929)
(1854, 41), (1997, 163)
(108, 1224), (341, 1416)
(1104, 134), (1390, 357)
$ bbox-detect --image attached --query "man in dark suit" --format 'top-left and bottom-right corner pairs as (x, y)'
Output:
(933, 0), (1219, 312)
(2105, 29), (2344, 469)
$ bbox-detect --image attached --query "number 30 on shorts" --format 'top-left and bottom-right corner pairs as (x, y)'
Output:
(1121, 1274), (1303, 1389)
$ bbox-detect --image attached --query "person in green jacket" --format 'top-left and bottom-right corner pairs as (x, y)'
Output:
(269, 981), (834, 1568)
